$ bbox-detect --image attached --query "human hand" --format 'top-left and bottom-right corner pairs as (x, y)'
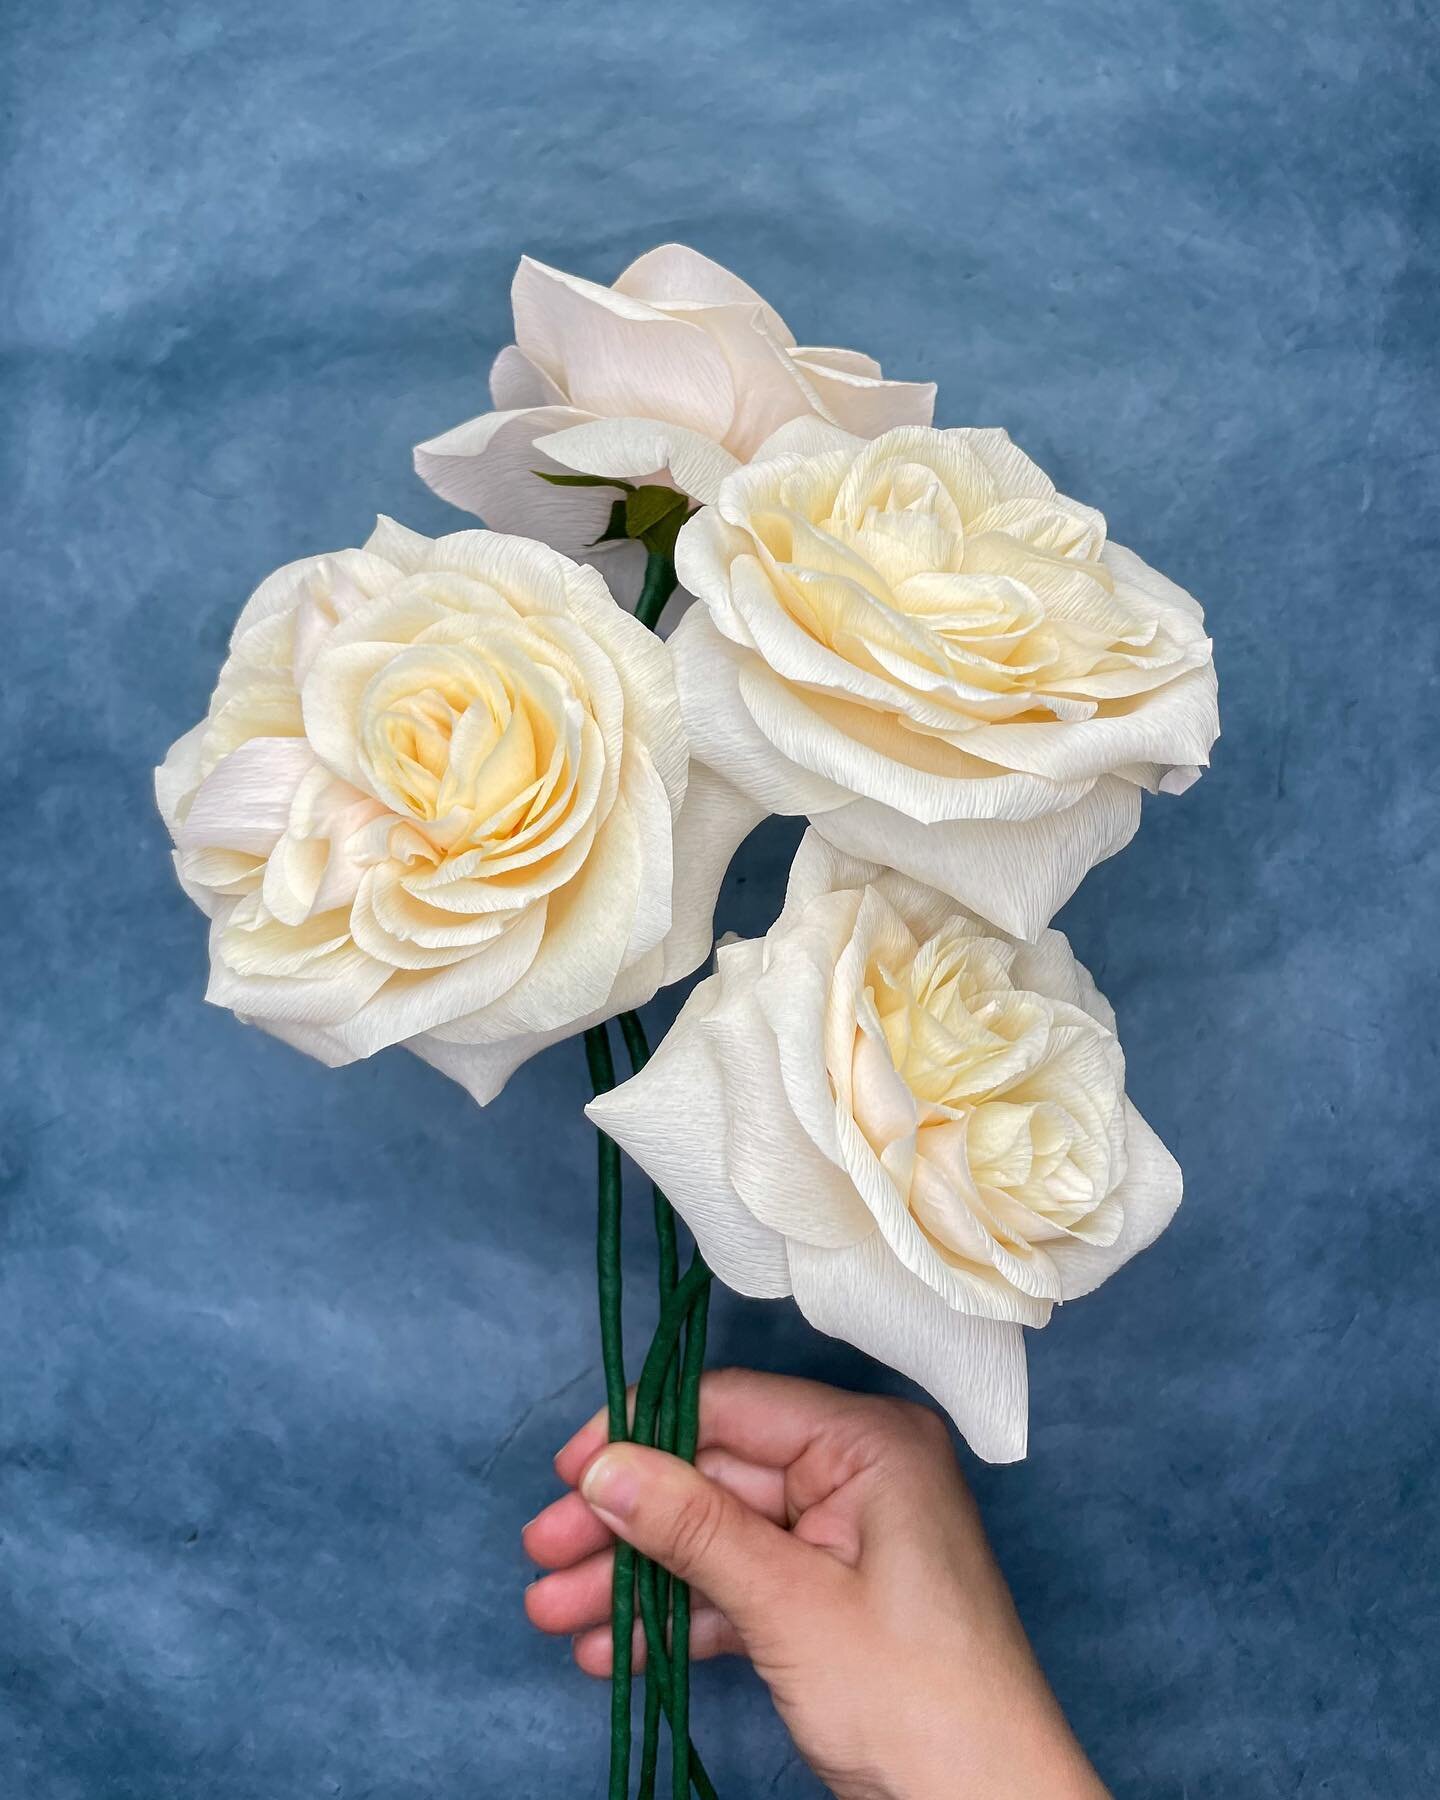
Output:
(523, 1369), (1107, 1800)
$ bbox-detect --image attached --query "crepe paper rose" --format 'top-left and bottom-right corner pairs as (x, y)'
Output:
(588, 832), (1183, 1463)
(155, 518), (759, 1104)
(412, 243), (936, 579)
(669, 420), (1221, 940)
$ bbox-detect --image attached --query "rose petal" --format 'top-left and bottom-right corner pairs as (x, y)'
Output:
(177, 737), (316, 857)
(612, 243), (797, 347)
(788, 354), (936, 440)
(534, 417), (740, 507)
(705, 942), (873, 1248)
(413, 404), (622, 554)
(512, 256), (735, 440)
(488, 343), (567, 410)
(1047, 1102), (1182, 1301)
(586, 979), (795, 1299)
(659, 759), (766, 983)
(787, 1233), (1030, 1463)
(812, 777), (1141, 941)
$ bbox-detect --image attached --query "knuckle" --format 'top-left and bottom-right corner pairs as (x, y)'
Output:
(900, 1399), (950, 1450)
(666, 1486), (726, 1579)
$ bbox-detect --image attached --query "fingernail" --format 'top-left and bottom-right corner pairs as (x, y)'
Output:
(580, 1449), (640, 1521)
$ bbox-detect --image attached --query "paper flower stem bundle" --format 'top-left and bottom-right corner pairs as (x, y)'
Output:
(157, 242), (1220, 1797)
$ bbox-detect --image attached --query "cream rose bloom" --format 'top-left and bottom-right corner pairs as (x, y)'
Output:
(155, 518), (756, 1102)
(588, 833), (1182, 1462)
(670, 421), (1220, 940)
(413, 244), (935, 573)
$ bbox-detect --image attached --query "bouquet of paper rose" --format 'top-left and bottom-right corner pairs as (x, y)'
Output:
(156, 244), (1219, 1797)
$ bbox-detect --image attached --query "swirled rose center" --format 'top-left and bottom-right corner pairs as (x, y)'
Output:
(358, 642), (581, 860)
(748, 446), (1186, 730)
(853, 920), (1121, 1260)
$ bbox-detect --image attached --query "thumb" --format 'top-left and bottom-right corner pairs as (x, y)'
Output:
(580, 1442), (834, 1638)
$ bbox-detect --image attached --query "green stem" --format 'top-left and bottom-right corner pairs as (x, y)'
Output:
(621, 1012), (679, 1800)
(635, 554), (678, 632)
(672, 1271), (711, 1797)
(584, 1024), (633, 1800)
(629, 1259), (716, 1800)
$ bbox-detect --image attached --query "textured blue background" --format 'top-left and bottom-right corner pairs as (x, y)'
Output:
(4, 1), (1437, 1794)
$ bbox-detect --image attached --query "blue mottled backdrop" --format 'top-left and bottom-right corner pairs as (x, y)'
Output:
(3, 1), (1437, 1794)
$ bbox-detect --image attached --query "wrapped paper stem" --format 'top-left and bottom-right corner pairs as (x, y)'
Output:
(583, 1022), (634, 1800)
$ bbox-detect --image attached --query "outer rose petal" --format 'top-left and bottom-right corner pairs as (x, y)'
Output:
(415, 930), (671, 1105)
(788, 346), (883, 379)
(413, 404), (622, 556)
(612, 243), (797, 346)
(659, 761), (766, 982)
(1010, 931), (1118, 1035)
(587, 980), (794, 1299)
(511, 256), (735, 439)
(787, 1233), (1030, 1464)
(1101, 539), (1207, 628)
(407, 1030), (549, 1108)
(746, 416), (867, 465)
(957, 663), (1220, 785)
(155, 720), (207, 838)
(809, 778), (1142, 943)
(534, 417), (741, 507)
(177, 737), (315, 856)
(705, 942), (873, 1247)
(669, 608), (854, 816)
(488, 343), (566, 410)
(1047, 1103), (1182, 1301)
(787, 353), (937, 440)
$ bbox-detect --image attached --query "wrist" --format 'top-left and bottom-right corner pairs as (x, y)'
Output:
(883, 1671), (1107, 1800)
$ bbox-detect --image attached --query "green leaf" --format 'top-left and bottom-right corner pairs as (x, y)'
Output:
(588, 498), (631, 547)
(534, 470), (636, 491)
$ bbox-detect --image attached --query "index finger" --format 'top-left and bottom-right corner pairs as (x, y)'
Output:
(553, 1366), (876, 1486)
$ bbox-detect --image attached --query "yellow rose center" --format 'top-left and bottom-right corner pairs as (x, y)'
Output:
(855, 919), (1119, 1258)
(358, 641), (578, 858)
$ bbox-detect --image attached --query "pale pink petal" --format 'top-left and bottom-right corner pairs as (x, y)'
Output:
(511, 256), (735, 440)
(611, 243), (796, 346)
(177, 737), (316, 856)
(489, 343), (566, 409)
(413, 403), (622, 553)
(788, 354), (936, 439)
(788, 346), (883, 380)
(534, 417), (740, 505)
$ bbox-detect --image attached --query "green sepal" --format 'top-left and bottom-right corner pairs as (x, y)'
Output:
(533, 470), (693, 560)
(629, 486), (691, 558)
(625, 484), (686, 539)
(534, 470), (636, 491)
(589, 497), (631, 547)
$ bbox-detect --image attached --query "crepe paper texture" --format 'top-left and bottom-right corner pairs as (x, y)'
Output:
(5, 0), (1438, 1796)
